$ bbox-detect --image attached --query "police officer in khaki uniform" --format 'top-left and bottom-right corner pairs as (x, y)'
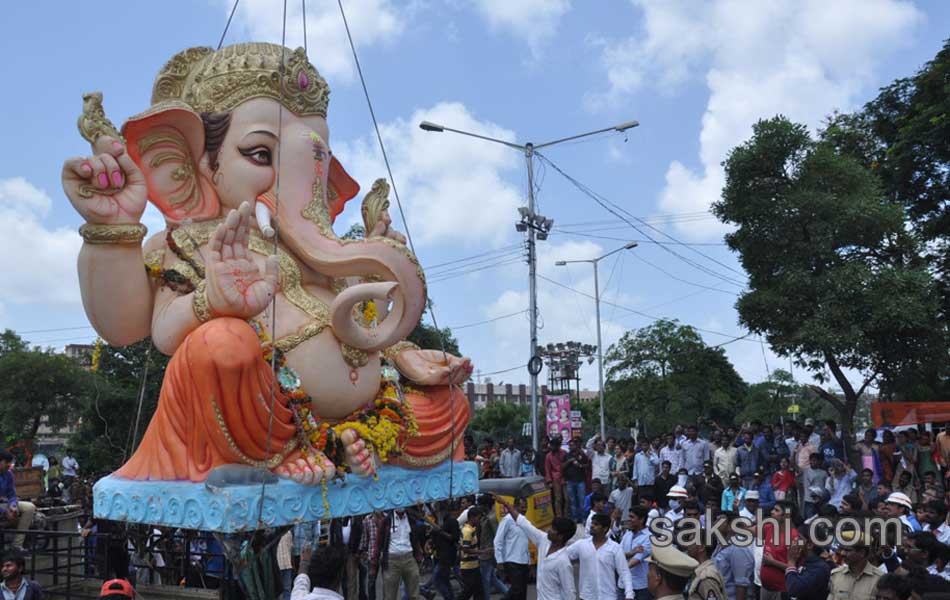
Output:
(646, 542), (700, 600)
(828, 531), (883, 600)
(685, 538), (727, 600)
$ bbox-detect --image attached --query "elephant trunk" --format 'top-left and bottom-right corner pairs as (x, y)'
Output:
(267, 193), (425, 353)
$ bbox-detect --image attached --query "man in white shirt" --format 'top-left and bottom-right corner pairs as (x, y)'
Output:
(567, 512), (634, 600)
(590, 440), (614, 490)
(497, 497), (576, 600)
(714, 436), (738, 486)
(292, 545), (344, 600)
(665, 486), (688, 524)
(739, 491), (759, 521)
(659, 435), (685, 476)
(609, 475), (635, 518)
(382, 509), (421, 600)
(586, 492), (608, 537)
(494, 497), (531, 600)
(61, 455), (78, 479)
(499, 439), (522, 479)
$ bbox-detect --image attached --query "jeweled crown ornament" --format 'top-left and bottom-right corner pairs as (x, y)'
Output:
(150, 42), (330, 117)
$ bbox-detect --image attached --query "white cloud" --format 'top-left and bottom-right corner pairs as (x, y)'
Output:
(231, 0), (403, 81)
(473, 0), (572, 56)
(588, 0), (923, 240)
(334, 101), (523, 247)
(0, 178), (83, 305)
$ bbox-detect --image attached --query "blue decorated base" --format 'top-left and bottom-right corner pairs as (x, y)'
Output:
(93, 461), (478, 533)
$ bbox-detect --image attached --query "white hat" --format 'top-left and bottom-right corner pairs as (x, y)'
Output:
(745, 490), (760, 501)
(804, 418), (815, 426)
(886, 492), (913, 510)
(667, 485), (688, 499)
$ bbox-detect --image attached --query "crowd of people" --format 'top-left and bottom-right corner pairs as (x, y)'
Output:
(453, 417), (950, 600)
(289, 417), (950, 600)
(10, 418), (950, 600)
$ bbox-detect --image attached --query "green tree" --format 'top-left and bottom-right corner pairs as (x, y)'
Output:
(821, 41), (950, 399)
(603, 320), (747, 434)
(737, 369), (835, 425)
(340, 223), (366, 240)
(823, 40), (950, 276)
(0, 338), (92, 446)
(467, 402), (530, 443)
(0, 329), (28, 356)
(714, 116), (943, 446)
(68, 339), (170, 475)
(407, 321), (461, 356)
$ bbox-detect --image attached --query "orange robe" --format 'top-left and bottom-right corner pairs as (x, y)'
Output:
(117, 318), (469, 482)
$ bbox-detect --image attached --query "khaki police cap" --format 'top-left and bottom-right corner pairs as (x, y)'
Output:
(646, 541), (699, 578)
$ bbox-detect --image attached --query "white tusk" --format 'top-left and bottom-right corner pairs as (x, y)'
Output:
(255, 201), (275, 238)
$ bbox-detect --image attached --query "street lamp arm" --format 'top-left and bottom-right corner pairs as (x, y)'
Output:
(554, 241), (637, 267)
(533, 120), (639, 151)
(418, 121), (525, 150)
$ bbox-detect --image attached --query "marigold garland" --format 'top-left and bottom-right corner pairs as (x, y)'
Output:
(90, 338), (103, 373)
(248, 319), (418, 476)
(362, 300), (378, 326)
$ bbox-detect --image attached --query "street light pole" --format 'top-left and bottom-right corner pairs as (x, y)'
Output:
(525, 143), (540, 452)
(556, 241), (638, 440)
(592, 258), (605, 441)
(419, 119), (638, 450)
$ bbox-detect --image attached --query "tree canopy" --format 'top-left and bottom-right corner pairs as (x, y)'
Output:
(0, 330), (92, 448)
(713, 115), (943, 442)
(68, 339), (170, 476)
(603, 320), (748, 434)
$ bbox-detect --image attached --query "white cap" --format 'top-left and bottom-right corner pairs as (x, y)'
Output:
(667, 485), (688, 499)
(886, 492), (913, 510)
(745, 490), (760, 501)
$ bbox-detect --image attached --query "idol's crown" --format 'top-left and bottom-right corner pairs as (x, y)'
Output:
(151, 42), (330, 117)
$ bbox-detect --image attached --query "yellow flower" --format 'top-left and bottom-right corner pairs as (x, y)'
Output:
(362, 301), (378, 326)
(90, 338), (103, 373)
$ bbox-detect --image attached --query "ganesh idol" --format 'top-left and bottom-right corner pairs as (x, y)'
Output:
(62, 43), (473, 487)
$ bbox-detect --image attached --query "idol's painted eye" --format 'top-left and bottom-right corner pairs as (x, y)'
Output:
(308, 131), (328, 162)
(239, 146), (273, 166)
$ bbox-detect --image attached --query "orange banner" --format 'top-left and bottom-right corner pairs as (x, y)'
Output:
(871, 402), (950, 428)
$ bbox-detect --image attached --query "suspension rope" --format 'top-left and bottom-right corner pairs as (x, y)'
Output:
(129, 344), (153, 455)
(336, 0), (461, 500)
(216, 0), (241, 50)
(302, 0), (308, 54)
(257, 0), (289, 528)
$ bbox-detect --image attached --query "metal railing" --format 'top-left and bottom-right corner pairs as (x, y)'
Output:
(0, 527), (228, 599)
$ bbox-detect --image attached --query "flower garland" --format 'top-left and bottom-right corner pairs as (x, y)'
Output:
(248, 320), (418, 477)
(362, 300), (378, 326)
(90, 338), (103, 373)
(143, 262), (197, 294)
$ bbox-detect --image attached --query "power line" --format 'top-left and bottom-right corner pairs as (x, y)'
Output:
(626, 252), (740, 296)
(427, 257), (525, 284)
(446, 310), (528, 331)
(423, 244), (523, 270)
(426, 250), (525, 277)
(536, 273), (758, 343)
(535, 153), (747, 287)
(479, 364), (525, 377)
(12, 325), (94, 334)
(551, 229), (728, 247)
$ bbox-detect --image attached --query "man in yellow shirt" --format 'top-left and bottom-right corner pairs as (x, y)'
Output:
(459, 507), (485, 600)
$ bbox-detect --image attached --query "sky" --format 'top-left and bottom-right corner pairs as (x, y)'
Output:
(1, 0), (947, 394)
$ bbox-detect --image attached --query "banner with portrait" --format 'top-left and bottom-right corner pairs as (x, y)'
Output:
(544, 394), (573, 441)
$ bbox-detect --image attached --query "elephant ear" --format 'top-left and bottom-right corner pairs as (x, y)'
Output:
(122, 102), (219, 224)
(327, 156), (360, 224)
